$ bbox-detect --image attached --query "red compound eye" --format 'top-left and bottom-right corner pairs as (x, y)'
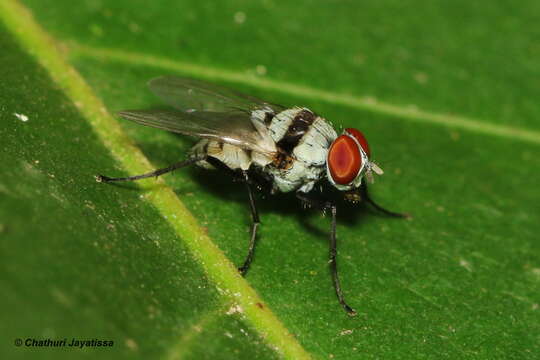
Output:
(345, 128), (370, 157)
(327, 135), (362, 185)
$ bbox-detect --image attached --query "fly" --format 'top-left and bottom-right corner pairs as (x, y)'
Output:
(96, 76), (409, 316)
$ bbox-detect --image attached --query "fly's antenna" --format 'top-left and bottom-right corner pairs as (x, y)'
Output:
(365, 161), (383, 183)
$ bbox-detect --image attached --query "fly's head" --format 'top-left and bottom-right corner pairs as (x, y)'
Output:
(326, 128), (383, 194)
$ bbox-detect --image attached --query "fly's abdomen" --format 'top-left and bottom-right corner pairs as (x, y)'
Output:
(191, 139), (252, 170)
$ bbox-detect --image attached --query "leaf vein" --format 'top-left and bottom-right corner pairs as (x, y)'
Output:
(0, 1), (312, 359)
(68, 42), (540, 146)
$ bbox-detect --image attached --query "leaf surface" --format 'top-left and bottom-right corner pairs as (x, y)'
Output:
(2, 1), (540, 359)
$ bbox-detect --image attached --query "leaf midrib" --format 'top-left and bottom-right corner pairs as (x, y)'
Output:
(0, 1), (312, 359)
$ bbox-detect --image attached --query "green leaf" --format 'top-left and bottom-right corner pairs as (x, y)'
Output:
(2, 0), (540, 359)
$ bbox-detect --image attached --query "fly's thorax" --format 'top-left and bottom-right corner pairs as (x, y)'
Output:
(268, 107), (337, 161)
(272, 150), (294, 170)
(292, 117), (337, 166)
(267, 107), (305, 143)
(264, 107), (337, 193)
(266, 159), (322, 193)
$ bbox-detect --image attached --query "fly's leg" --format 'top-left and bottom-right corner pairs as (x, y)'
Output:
(202, 159), (260, 275)
(238, 170), (260, 276)
(96, 155), (205, 183)
(327, 203), (357, 316)
(360, 182), (410, 218)
(296, 192), (357, 316)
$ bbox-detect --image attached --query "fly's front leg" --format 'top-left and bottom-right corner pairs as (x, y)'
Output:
(96, 155), (206, 183)
(238, 170), (260, 276)
(296, 192), (357, 316)
(360, 182), (410, 218)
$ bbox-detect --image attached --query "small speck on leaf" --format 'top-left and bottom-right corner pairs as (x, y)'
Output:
(14, 113), (29, 122)
(255, 64), (267, 75)
(226, 304), (243, 315)
(234, 11), (246, 24)
(459, 258), (473, 272)
(124, 338), (138, 351)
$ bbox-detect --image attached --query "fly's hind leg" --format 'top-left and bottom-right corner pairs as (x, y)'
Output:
(360, 182), (410, 218)
(296, 192), (357, 316)
(238, 170), (260, 276)
(96, 155), (206, 183)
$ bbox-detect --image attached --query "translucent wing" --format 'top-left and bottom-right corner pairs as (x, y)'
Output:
(147, 76), (286, 114)
(118, 109), (276, 155)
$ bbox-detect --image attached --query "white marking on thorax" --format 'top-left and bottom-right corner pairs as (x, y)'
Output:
(268, 107), (303, 142)
(293, 117), (337, 166)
